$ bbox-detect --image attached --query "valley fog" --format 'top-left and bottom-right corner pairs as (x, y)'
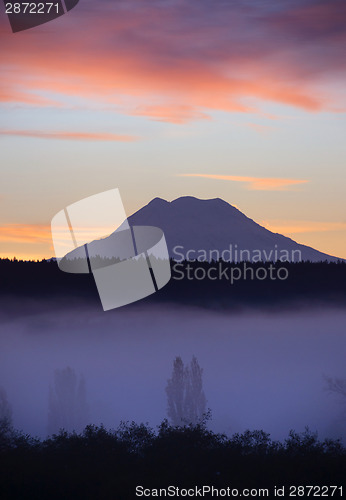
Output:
(0, 303), (345, 442)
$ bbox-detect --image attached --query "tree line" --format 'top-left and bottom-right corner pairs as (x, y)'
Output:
(1, 259), (346, 312)
(0, 418), (345, 499)
(1, 359), (346, 498)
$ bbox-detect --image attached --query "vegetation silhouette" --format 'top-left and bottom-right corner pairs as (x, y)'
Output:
(0, 418), (345, 499)
(1, 259), (346, 314)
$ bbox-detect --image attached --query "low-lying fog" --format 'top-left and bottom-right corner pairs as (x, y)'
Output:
(1, 302), (345, 442)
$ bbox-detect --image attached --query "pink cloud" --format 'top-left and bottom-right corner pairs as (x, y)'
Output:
(0, 0), (345, 121)
(0, 130), (138, 142)
(131, 104), (211, 124)
(0, 88), (60, 106)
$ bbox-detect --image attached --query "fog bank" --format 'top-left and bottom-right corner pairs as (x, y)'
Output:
(0, 303), (345, 441)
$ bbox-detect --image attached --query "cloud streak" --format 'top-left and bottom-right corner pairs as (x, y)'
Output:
(0, 130), (138, 142)
(131, 105), (211, 124)
(0, 89), (60, 107)
(179, 174), (308, 191)
(0, 224), (51, 244)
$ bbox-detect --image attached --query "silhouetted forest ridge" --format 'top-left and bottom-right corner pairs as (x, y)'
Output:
(1, 258), (346, 311)
(0, 419), (345, 499)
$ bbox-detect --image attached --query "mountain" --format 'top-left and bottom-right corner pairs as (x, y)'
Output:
(127, 196), (342, 263)
(62, 196), (342, 266)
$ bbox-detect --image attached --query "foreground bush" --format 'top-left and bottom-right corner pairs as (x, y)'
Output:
(0, 420), (345, 499)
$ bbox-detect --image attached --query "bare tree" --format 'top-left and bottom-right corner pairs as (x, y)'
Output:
(166, 356), (186, 426)
(185, 356), (207, 425)
(0, 386), (13, 448)
(0, 386), (12, 425)
(166, 356), (207, 426)
(48, 367), (88, 435)
(325, 375), (346, 400)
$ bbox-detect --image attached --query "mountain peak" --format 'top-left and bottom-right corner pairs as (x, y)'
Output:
(147, 197), (169, 206)
(145, 196), (239, 211)
(127, 195), (341, 262)
(64, 195), (342, 264)
(171, 196), (228, 205)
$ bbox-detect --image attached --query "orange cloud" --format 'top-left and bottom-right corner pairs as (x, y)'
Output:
(0, 223), (119, 250)
(0, 224), (51, 244)
(261, 220), (346, 234)
(0, 130), (138, 142)
(179, 174), (308, 191)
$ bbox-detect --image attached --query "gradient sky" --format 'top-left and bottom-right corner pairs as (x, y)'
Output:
(1, 0), (346, 260)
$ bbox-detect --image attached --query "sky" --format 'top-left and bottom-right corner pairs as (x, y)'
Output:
(1, 0), (346, 260)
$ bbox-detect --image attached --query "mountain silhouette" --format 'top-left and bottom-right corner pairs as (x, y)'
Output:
(127, 196), (341, 262)
(63, 196), (342, 266)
